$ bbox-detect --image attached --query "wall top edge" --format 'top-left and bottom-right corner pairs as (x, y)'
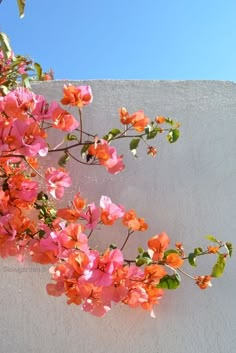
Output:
(31, 79), (236, 85)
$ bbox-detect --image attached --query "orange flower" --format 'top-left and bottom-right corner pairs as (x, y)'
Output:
(26, 157), (39, 169)
(195, 275), (212, 289)
(155, 116), (165, 124)
(56, 208), (80, 222)
(88, 143), (110, 161)
(175, 242), (184, 256)
(60, 84), (93, 108)
(165, 253), (184, 268)
(68, 251), (89, 275)
(122, 210), (148, 231)
(130, 110), (150, 132)
(30, 242), (57, 264)
(147, 146), (157, 157)
(148, 232), (170, 262)
(207, 246), (220, 254)
(119, 107), (133, 125)
(137, 218), (148, 231)
(52, 107), (79, 132)
(144, 264), (167, 282)
(140, 285), (164, 313)
(73, 193), (86, 210)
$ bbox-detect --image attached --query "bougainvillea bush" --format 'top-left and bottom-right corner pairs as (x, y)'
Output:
(0, 32), (232, 317)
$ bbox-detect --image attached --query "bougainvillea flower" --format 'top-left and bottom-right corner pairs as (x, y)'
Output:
(148, 232), (170, 262)
(30, 240), (58, 264)
(100, 195), (125, 225)
(123, 285), (148, 308)
(32, 97), (60, 121)
(7, 174), (38, 203)
(2, 87), (37, 119)
(144, 264), (167, 283)
(73, 192), (86, 210)
(140, 286), (164, 317)
(100, 145), (124, 174)
(119, 107), (133, 125)
(56, 208), (80, 222)
(84, 249), (124, 287)
(0, 213), (36, 259)
(155, 116), (165, 124)
(60, 84), (93, 108)
(122, 209), (148, 231)
(207, 245), (220, 254)
(60, 223), (89, 252)
(52, 106), (79, 132)
(9, 120), (48, 157)
(45, 167), (71, 199)
(82, 285), (111, 317)
(102, 267), (129, 303)
(129, 110), (150, 132)
(165, 253), (184, 268)
(88, 139), (125, 174)
(147, 146), (157, 157)
(195, 275), (212, 289)
(81, 202), (100, 230)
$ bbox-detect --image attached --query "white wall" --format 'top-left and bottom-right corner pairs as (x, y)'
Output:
(0, 81), (235, 353)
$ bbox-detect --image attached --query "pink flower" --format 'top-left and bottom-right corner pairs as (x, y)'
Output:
(82, 295), (111, 317)
(10, 120), (48, 157)
(3, 87), (37, 119)
(88, 139), (125, 174)
(81, 202), (100, 230)
(101, 143), (125, 174)
(84, 249), (124, 287)
(32, 96), (60, 121)
(8, 178), (38, 202)
(45, 167), (71, 199)
(100, 195), (125, 225)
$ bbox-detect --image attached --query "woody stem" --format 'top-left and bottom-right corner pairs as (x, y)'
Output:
(120, 230), (134, 251)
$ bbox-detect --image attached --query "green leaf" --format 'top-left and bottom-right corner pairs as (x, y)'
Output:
(37, 192), (48, 201)
(38, 229), (46, 238)
(107, 128), (121, 140)
(211, 254), (226, 278)
(103, 134), (109, 141)
(66, 134), (78, 141)
(0, 32), (12, 59)
(194, 247), (203, 256)
(109, 244), (117, 250)
(188, 253), (197, 267)
(136, 251), (152, 266)
(129, 138), (140, 156)
(146, 127), (160, 140)
(167, 128), (180, 143)
(58, 153), (70, 167)
(137, 247), (144, 254)
(205, 235), (218, 243)
(17, 0), (26, 18)
(81, 143), (90, 157)
(156, 274), (181, 289)
(21, 73), (31, 89)
(225, 242), (233, 257)
(34, 63), (43, 81)
(164, 117), (175, 126)
(0, 85), (10, 95)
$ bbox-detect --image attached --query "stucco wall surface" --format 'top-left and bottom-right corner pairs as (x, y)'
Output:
(0, 80), (235, 353)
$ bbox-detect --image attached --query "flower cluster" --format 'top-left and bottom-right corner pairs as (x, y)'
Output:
(0, 33), (233, 317)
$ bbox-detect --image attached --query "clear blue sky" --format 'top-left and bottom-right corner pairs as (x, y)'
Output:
(0, 0), (236, 80)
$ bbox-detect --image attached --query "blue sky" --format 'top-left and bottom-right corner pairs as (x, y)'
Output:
(0, 0), (236, 80)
